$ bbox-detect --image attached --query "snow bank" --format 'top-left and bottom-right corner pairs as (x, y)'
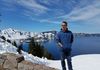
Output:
(0, 42), (48, 65)
(47, 54), (100, 70)
(72, 54), (100, 70)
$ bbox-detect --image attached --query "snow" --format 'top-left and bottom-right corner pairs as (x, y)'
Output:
(0, 42), (17, 54)
(0, 28), (55, 42)
(0, 41), (48, 65)
(72, 54), (100, 70)
(0, 28), (35, 40)
(47, 54), (100, 70)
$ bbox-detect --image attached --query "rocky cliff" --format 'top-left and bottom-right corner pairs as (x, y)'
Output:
(0, 53), (57, 70)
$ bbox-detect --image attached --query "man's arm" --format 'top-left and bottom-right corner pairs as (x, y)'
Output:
(56, 33), (63, 47)
(70, 33), (74, 43)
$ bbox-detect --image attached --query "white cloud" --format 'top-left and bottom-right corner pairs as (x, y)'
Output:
(57, 0), (100, 24)
(1, 0), (100, 25)
(39, 19), (61, 24)
(16, 0), (48, 15)
(39, 0), (61, 6)
(69, 5), (100, 21)
(0, 0), (17, 11)
(1, 0), (49, 15)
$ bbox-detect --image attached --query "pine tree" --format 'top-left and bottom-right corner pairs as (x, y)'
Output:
(28, 37), (35, 54)
(29, 37), (53, 59)
(43, 47), (53, 59)
(7, 39), (11, 43)
(1, 36), (6, 41)
(12, 41), (17, 47)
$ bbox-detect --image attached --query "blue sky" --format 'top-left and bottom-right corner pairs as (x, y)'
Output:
(0, 0), (100, 33)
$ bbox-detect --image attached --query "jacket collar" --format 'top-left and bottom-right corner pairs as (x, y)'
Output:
(61, 28), (69, 32)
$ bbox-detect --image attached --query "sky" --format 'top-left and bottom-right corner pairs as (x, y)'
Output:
(0, 0), (100, 33)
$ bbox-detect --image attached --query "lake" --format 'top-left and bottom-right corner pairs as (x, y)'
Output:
(22, 37), (100, 60)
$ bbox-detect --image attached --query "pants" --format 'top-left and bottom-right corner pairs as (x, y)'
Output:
(60, 48), (73, 70)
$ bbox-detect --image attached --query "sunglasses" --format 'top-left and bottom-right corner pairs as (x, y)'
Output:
(61, 25), (67, 26)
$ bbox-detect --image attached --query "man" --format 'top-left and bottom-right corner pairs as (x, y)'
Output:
(56, 21), (74, 70)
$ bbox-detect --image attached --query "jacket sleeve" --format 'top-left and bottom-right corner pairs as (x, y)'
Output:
(55, 32), (61, 43)
(70, 32), (74, 43)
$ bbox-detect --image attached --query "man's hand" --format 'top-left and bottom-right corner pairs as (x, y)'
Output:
(58, 42), (63, 47)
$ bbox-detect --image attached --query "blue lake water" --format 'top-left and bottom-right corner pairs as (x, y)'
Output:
(22, 42), (29, 52)
(22, 37), (100, 60)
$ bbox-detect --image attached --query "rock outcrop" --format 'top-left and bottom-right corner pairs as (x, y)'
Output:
(0, 53), (57, 70)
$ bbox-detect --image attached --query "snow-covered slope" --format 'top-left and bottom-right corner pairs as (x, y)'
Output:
(0, 28), (55, 42)
(0, 39), (100, 70)
(0, 28), (36, 40)
(0, 41), (48, 65)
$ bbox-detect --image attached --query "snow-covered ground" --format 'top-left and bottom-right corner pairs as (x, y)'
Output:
(48, 54), (100, 70)
(0, 39), (100, 70)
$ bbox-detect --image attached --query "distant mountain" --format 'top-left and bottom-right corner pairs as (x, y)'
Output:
(0, 28), (55, 42)
(42, 30), (57, 35)
(74, 33), (100, 37)
(0, 28), (36, 40)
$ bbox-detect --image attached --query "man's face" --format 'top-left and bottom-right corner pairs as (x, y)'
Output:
(61, 23), (67, 31)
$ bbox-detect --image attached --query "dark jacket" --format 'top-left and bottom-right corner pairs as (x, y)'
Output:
(56, 29), (73, 50)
